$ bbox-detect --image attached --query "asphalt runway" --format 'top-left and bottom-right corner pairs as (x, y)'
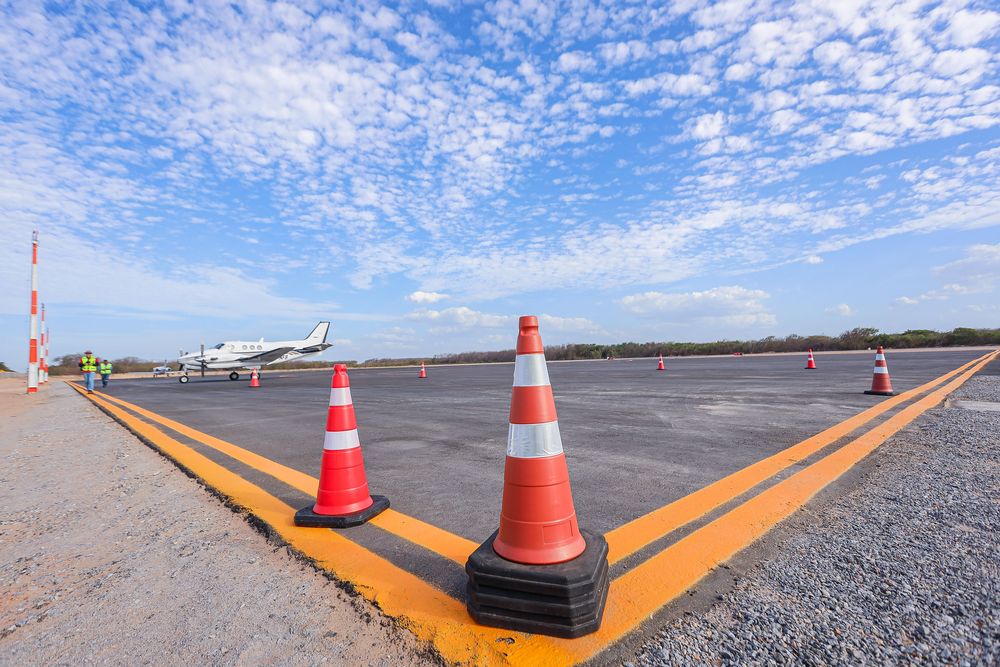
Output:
(98, 349), (984, 542)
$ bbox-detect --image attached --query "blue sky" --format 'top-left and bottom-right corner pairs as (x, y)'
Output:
(2, 0), (999, 368)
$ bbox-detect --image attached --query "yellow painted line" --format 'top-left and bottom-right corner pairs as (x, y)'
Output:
(511, 349), (998, 662)
(87, 389), (478, 566)
(604, 352), (991, 564)
(67, 383), (561, 665)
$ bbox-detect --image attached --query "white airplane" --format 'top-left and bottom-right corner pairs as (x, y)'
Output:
(176, 322), (332, 383)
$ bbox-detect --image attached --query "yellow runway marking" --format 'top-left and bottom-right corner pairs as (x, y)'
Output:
(604, 353), (990, 563)
(68, 349), (996, 665)
(89, 390), (477, 566)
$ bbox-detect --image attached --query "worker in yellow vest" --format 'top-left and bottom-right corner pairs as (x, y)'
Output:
(99, 359), (113, 388)
(79, 350), (98, 393)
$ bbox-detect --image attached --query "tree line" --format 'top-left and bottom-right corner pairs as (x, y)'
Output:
(44, 327), (999, 375)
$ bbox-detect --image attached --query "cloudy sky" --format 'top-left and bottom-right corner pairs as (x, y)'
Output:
(2, 0), (999, 367)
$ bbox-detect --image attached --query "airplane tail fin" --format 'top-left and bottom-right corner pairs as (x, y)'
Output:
(305, 322), (330, 344)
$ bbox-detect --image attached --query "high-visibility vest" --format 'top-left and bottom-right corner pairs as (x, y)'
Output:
(100, 362), (113, 374)
(81, 355), (98, 372)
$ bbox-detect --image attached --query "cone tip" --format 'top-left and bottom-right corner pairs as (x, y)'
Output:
(518, 315), (538, 330)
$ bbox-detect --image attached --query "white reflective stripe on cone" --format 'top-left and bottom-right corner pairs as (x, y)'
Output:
(507, 421), (563, 458)
(323, 429), (361, 451)
(329, 387), (353, 406)
(875, 354), (885, 361)
(512, 353), (550, 387)
(873, 367), (889, 374)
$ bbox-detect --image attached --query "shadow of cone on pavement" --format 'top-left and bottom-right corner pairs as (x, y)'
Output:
(864, 345), (895, 396)
(465, 315), (608, 639)
(295, 364), (389, 528)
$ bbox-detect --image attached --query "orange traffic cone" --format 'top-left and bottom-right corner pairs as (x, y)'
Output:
(419, 361), (427, 379)
(657, 354), (665, 371)
(864, 345), (894, 396)
(249, 368), (261, 387)
(465, 315), (608, 638)
(805, 349), (817, 369)
(295, 364), (389, 527)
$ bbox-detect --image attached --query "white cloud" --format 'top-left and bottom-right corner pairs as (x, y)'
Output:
(538, 314), (605, 334)
(896, 296), (919, 305)
(405, 306), (511, 329)
(555, 51), (596, 72)
(406, 290), (449, 304)
(804, 255), (824, 264)
(826, 303), (854, 316)
(689, 111), (727, 140)
(619, 286), (776, 327)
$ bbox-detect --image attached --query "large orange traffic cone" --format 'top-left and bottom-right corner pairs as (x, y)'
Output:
(295, 364), (389, 527)
(419, 361), (427, 379)
(805, 349), (816, 369)
(657, 354), (665, 371)
(864, 345), (894, 396)
(249, 368), (261, 387)
(466, 315), (608, 638)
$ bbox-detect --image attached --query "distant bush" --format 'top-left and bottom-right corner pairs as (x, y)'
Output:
(46, 327), (999, 375)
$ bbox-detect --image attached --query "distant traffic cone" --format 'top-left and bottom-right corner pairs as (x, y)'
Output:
(295, 364), (389, 527)
(657, 354), (665, 371)
(864, 345), (894, 396)
(465, 315), (608, 638)
(419, 361), (427, 379)
(249, 368), (260, 387)
(805, 349), (817, 369)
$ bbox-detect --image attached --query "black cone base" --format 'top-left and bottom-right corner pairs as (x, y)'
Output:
(294, 495), (389, 528)
(864, 390), (895, 396)
(465, 528), (609, 638)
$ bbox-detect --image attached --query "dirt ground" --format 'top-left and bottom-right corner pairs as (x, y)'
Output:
(0, 379), (432, 666)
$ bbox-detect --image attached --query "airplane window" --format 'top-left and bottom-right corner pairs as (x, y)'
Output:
(257, 345), (262, 350)
(242, 345), (247, 350)
(212, 343), (225, 349)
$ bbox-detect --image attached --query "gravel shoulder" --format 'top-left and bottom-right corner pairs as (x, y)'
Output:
(629, 374), (1000, 666)
(0, 380), (432, 666)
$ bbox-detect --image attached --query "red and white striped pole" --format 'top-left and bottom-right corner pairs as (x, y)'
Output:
(27, 231), (39, 394)
(44, 326), (50, 382)
(39, 303), (47, 383)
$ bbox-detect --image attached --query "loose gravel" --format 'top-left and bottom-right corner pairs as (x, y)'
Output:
(629, 375), (1000, 666)
(0, 381), (432, 666)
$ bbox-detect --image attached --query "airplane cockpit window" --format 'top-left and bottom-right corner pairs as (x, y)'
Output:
(212, 343), (225, 349)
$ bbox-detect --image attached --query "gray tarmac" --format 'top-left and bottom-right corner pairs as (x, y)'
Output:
(98, 349), (985, 542)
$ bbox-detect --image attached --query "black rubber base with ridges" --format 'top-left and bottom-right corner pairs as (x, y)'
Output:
(465, 528), (609, 638)
(864, 390), (895, 396)
(294, 495), (389, 528)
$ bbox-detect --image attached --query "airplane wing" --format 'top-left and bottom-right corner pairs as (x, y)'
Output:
(238, 346), (296, 364)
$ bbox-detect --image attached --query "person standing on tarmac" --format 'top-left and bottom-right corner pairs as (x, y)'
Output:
(99, 359), (113, 388)
(79, 350), (98, 393)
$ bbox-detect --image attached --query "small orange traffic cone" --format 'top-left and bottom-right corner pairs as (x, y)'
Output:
(466, 315), (608, 638)
(295, 364), (389, 527)
(657, 354), (665, 371)
(419, 361), (427, 379)
(249, 368), (261, 387)
(864, 345), (894, 396)
(805, 349), (817, 369)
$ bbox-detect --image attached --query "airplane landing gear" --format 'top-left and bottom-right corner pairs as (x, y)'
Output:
(179, 375), (189, 384)
(229, 371), (240, 381)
